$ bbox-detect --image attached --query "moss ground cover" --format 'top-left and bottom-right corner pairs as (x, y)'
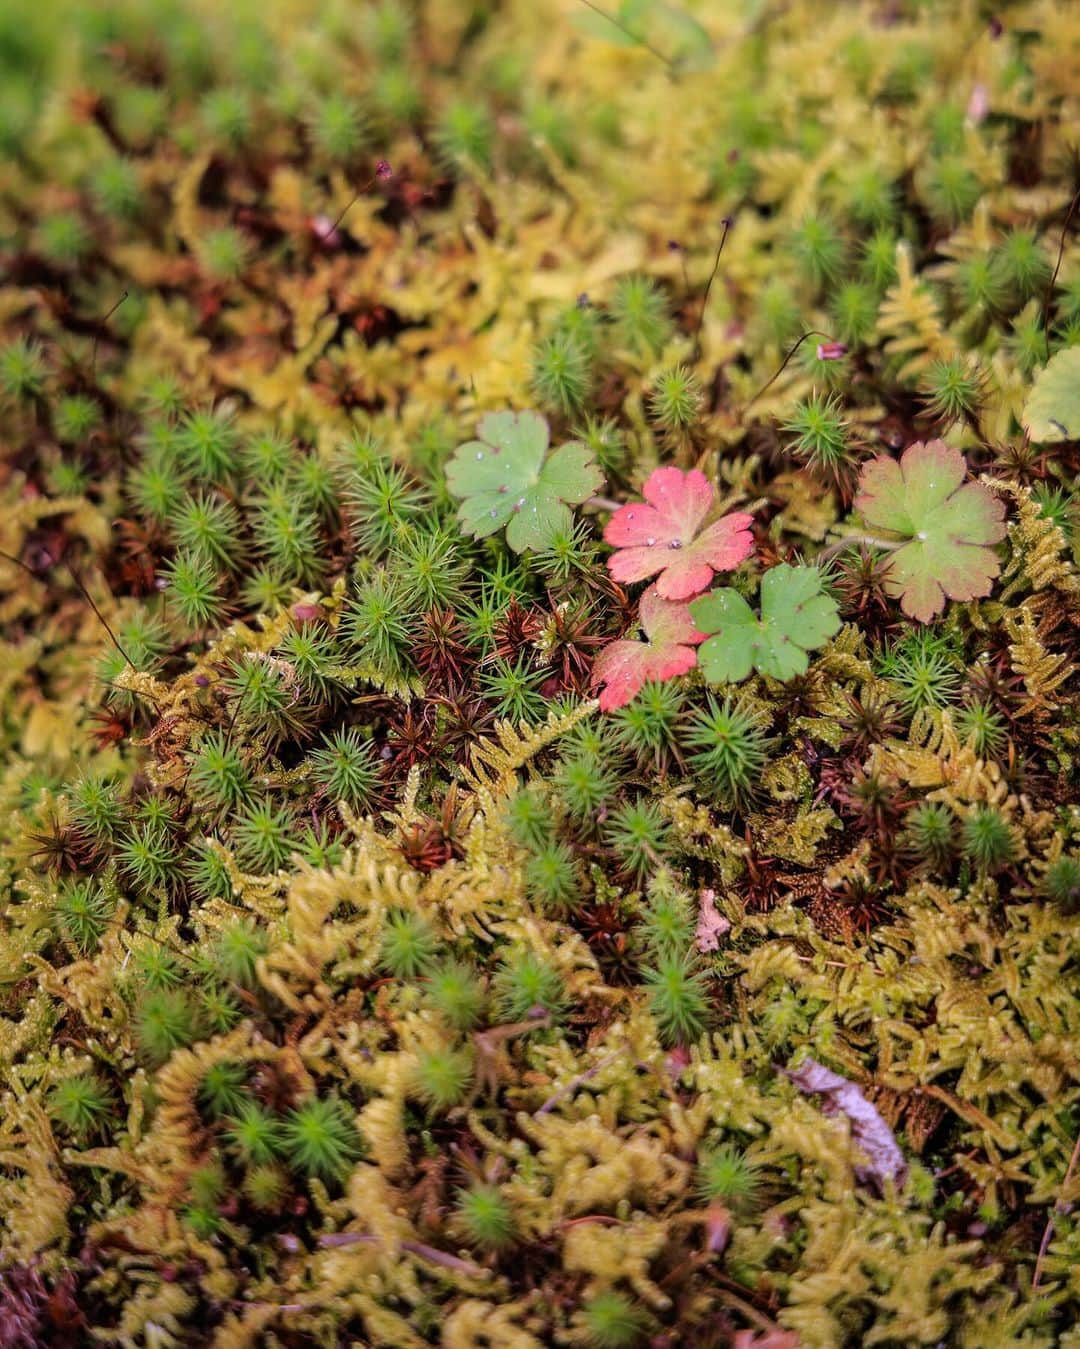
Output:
(0, 0), (1078, 1343)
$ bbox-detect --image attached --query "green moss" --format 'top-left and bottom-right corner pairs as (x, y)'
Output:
(282, 1095), (363, 1182)
(380, 910), (439, 978)
(48, 1074), (114, 1140)
(455, 1183), (515, 1249)
(0, 1), (1077, 1341)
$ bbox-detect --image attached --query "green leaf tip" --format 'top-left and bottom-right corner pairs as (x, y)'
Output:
(1022, 346), (1080, 443)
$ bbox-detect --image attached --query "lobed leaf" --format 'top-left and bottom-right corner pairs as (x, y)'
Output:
(591, 586), (705, 711)
(447, 410), (603, 553)
(604, 466), (754, 600)
(1022, 346), (1080, 443)
(853, 440), (1006, 622)
(691, 563), (839, 684)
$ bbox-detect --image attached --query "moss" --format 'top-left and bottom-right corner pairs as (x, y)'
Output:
(0, 0), (1077, 1342)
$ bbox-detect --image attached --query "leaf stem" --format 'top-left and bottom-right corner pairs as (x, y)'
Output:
(816, 534), (903, 564)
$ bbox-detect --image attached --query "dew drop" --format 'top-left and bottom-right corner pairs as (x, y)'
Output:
(627, 511), (636, 520)
(669, 539), (683, 550)
(489, 508), (498, 518)
(498, 485), (508, 493)
(645, 536), (656, 546)
(517, 497), (526, 507)
(476, 452), (484, 461)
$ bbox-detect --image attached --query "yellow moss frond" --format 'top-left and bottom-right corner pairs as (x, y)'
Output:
(442, 1299), (546, 1349)
(1005, 604), (1075, 708)
(990, 478), (1079, 601)
(562, 1219), (672, 1310)
(877, 242), (956, 381)
(463, 700), (599, 802)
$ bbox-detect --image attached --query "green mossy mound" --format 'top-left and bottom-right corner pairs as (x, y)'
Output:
(0, 0), (1078, 1344)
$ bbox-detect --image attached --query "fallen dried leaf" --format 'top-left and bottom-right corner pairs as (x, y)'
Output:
(695, 888), (731, 952)
(785, 1056), (907, 1189)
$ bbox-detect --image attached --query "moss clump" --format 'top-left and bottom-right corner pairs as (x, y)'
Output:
(0, 0), (1078, 1343)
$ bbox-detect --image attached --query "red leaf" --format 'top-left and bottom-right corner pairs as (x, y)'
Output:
(604, 467), (754, 600)
(590, 586), (705, 711)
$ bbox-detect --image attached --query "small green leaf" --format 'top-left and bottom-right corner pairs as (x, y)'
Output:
(446, 411), (602, 553)
(690, 564), (840, 684)
(853, 439), (1006, 622)
(1022, 347), (1080, 443)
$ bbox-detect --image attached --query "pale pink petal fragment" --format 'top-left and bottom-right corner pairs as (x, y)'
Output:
(732, 1332), (800, 1349)
(704, 1203), (731, 1253)
(785, 1056), (907, 1190)
(694, 888), (731, 952)
(604, 467), (755, 600)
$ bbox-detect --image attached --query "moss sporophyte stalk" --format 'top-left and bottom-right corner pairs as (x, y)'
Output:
(0, 0), (1079, 1343)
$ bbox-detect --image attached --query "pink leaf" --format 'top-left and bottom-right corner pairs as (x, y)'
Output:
(785, 1056), (907, 1190)
(590, 586), (705, 711)
(604, 467), (755, 600)
(694, 889), (730, 952)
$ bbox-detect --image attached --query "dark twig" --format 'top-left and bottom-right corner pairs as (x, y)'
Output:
(0, 547), (169, 715)
(693, 217), (733, 362)
(329, 161), (394, 237)
(63, 558), (134, 669)
(0, 547), (134, 668)
(91, 291), (128, 382)
(743, 329), (836, 412)
(1042, 183), (1080, 360)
